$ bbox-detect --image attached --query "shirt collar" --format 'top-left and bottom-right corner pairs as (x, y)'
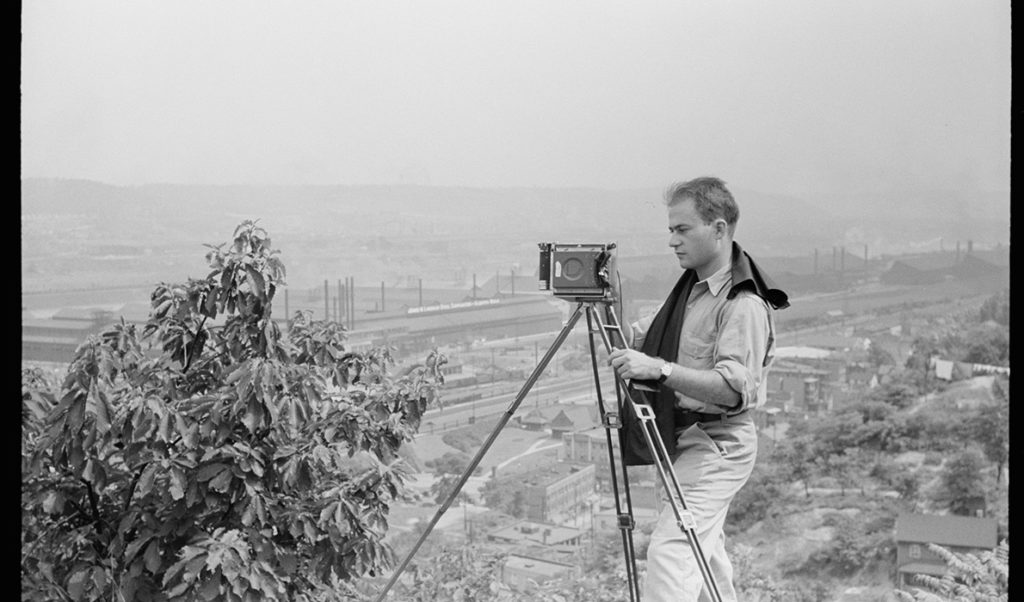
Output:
(699, 260), (733, 297)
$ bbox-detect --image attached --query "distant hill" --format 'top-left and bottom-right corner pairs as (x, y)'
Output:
(20, 178), (1009, 293)
(20, 178), (910, 253)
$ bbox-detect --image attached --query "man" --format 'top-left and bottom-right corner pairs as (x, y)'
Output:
(608, 176), (788, 601)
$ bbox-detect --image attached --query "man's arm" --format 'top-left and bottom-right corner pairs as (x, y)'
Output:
(607, 348), (740, 410)
(609, 293), (772, 412)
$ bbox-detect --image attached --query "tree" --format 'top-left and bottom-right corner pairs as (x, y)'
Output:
(772, 427), (817, 498)
(21, 221), (445, 601)
(726, 460), (790, 534)
(867, 341), (895, 368)
(937, 449), (986, 516)
(965, 378), (1009, 484)
(480, 477), (530, 518)
(977, 288), (1009, 327)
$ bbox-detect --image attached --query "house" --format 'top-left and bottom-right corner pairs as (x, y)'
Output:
(521, 408), (549, 431)
(894, 512), (999, 588)
(548, 410), (577, 439)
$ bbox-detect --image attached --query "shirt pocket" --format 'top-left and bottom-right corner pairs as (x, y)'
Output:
(679, 331), (715, 361)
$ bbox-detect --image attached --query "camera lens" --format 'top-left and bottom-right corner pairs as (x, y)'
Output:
(562, 258), (585, 281)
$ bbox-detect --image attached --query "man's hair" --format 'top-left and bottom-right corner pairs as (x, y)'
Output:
(663, 176), (740, 235)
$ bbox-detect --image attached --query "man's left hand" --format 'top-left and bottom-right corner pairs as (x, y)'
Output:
(608, 348), (664, 381)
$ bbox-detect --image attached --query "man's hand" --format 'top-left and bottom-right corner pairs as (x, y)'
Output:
(608, 347), (664, 381)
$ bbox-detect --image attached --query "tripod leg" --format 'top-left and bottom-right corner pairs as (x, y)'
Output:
(374, 302), (587, 601)
(584, 308), (641, 602)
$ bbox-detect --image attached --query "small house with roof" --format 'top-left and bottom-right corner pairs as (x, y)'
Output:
(894, 512), (999, 588)
(548, 410), (576, 439)
(520, 408), (549, 431)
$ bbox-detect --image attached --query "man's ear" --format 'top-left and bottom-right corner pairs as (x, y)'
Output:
(713, 219), (728, 239)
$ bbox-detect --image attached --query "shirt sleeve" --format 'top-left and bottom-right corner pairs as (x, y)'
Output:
(630, 302), (663, 350)
(712, 293), (773, 413)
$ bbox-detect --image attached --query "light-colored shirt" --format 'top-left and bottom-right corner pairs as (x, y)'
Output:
(631, 262), (775, 414)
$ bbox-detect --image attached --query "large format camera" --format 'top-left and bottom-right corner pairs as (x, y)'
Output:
(537, 242), (618, 300)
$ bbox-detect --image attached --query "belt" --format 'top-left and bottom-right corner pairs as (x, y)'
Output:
(674, 407), (747, 429)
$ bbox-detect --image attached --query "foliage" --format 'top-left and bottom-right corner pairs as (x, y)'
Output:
(937, 449), (987, 516)
(867, 342), (896, 367)
(895, 540), (1008, 602)
(480, 476), (530, 519)
(726, 460), (791, 534)
(21, 221), (445, 601)
(424, 451), (472, 476)
(962, 378), (1009, 483)
(441, 428), (484, 454)
(797, 512), (894, 578)
(977, 288), (1009, 327)
(388, 544), (516, 601)
(770, 421), (817, 497)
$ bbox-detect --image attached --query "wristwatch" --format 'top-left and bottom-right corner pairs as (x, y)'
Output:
(657, 361), (673, 383)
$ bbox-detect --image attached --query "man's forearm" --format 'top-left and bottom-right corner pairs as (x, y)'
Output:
(608, 348), (741, 411)
(661, 362), (741, 411)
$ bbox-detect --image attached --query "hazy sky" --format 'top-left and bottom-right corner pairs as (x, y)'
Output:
(21, 0), (1011, 196)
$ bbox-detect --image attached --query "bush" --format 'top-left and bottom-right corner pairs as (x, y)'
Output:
(21, 221), (445, 601)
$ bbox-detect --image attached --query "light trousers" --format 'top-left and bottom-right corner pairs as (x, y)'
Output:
(641, 415), (757, 602)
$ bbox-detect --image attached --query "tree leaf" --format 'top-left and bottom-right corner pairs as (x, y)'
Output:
(144, 539), (162, 574)
(209, 468), (233, 493)
(169, 466), (187, 501)
(197, 463), (227, 482)
(137, 463), (158, 497)
(66, 566), (90, 601)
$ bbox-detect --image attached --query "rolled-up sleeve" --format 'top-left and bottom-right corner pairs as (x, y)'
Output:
(630, 303), (663, 350)
(712, 293), (773, 412)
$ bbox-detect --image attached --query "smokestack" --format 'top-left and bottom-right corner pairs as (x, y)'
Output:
(813, 248), (818, 275)
(967, 240), (974, 254)
(840, 247), (846, 272)
(337, 279), (343, 322)
(381, 281), (385, 312)
(864, 244), (868, 267)
(832, 247), (837, 271)
(324, 279), (329, 321)
(956, 241), (961, 263)
(340, 280), (347, 328)
(419, 278), (423, 306)
(348, 277), (355, 329)
(473, 274), (477, 300)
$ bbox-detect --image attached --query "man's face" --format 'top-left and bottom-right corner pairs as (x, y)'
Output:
(667, 197), (726, 278)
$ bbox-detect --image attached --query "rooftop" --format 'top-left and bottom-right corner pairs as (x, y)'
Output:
(895, 512), (998, 549)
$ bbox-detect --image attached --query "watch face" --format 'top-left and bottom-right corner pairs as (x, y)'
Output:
(660, 363), (672, 380)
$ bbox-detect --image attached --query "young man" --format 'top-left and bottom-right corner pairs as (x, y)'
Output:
(608, 176), (788, 601)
